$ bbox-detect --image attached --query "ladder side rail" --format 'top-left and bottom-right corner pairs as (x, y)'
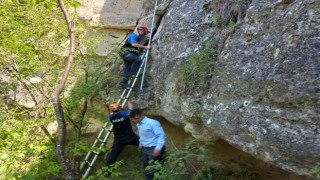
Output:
(91, 122), (109, 147)
(120, 54), (148, 107)
(139, 50), (150, 93)
(140, 0), (158, 92)
(147, 0), (158, 47)
(80, 122), (110, 171)
(82, 125), (114, 179)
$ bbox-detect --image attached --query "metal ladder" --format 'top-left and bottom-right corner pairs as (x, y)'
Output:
(80, 0), (158, 177)
(80, 52), (148, 179)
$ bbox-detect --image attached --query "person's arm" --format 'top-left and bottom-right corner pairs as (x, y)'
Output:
(152, 121), (166, 157)
(132, 43), (151, 50)
(128, 34), (151, 50)
(127, 100), (133, 110)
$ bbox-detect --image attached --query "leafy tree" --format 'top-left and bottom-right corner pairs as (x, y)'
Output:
(0, 0), (70, 179)
(0, 104), (61, 179)
(0, 0), (122, 178)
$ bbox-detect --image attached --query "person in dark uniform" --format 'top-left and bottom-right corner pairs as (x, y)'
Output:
(106, 101), (139, 167)
(119, 26), (151, 89)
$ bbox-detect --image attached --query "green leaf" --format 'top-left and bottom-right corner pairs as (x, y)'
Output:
(73, 1), (81, 8)
(22, 173), (38, 180)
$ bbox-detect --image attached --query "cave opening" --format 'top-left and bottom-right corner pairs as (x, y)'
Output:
(147, 116), (308, 180)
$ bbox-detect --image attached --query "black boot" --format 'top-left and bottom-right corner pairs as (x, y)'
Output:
(120, 78), (130, 89)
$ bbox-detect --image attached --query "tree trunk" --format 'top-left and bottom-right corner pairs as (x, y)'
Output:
(52, 0), (76, 179)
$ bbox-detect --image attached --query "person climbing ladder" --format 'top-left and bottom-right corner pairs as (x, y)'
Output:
(119, 26), (151, 89)
(105, 101), (139, 168)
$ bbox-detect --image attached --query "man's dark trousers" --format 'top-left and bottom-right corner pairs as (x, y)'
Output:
(106, 135), (139, 166)
(120, 51), (142, 85)
(143, 146), (166, 180)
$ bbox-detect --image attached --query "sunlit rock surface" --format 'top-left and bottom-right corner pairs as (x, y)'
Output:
(77, 0), (319, 177)
(145, 0), (320, 177)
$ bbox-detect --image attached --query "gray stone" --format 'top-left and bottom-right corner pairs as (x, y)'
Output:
(142, 0), (320, 177)
(73, 0), (319, 177)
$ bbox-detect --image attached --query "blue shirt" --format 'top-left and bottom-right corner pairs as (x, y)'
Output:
(127, 33), (140, 45)
(137, 116), (166, 150)
(121, 33), (141, 54)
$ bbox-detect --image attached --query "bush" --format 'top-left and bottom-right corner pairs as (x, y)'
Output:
(86, 161), (124, 180)
(311, 168), (320, 178)
(147, 138), (220, 180)
(213, 14), (223, 28)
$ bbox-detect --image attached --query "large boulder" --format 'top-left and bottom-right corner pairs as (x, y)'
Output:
(146, 0), (320, 177)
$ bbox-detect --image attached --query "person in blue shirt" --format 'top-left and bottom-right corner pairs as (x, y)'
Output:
(105, 101), (139, 167)
(119, 26), (151, 89)
(128, 109), (166, 180)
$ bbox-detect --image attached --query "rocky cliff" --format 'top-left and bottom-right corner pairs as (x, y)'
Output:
(78, 0), (320, 177)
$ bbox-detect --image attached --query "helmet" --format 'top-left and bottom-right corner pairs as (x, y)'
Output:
(137, 26), (150, 34)
(109, 103), (122, 112)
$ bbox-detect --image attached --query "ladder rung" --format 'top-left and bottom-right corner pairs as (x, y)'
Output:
(95, 139), (107, 145)
(83, 160), (91, 165)
(102, 127), (112, 132)
(87, 164), (94, 168)
(102, 127), (108, 131)
(96, 138), (104, 143)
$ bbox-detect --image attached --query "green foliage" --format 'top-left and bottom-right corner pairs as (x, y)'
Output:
(174, 39), (217, 92)
(65, 0), (82, 8)
(63, 55), (120, 137)
(147, 138), (220, 180)
(311, 167), (320, 178)
(0, 0), (67, 100)
(86, 161), (124, 180)
(0, 0), (67, 75)
(228, 22), (238, 31)
(71, 141), (91, 156)
(213, 14), (223, 28)
(0, 107), (61, 179)
(15, 0), (82, 9)
(62, 20), (122, 126)
(98, 146), (145, 179)
(1, 0), (120, 177)
(0, 1), (72, 178)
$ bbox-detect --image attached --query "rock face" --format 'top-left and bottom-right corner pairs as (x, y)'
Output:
(145, 0), (320, 177)
(77, 0), (147, 28)
(77, 0), (149, 56)
(78, 0), (319, 177)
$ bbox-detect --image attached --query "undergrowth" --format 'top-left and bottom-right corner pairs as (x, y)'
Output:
(311, 167), (320, 178)
(147, 138), (220, 180)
